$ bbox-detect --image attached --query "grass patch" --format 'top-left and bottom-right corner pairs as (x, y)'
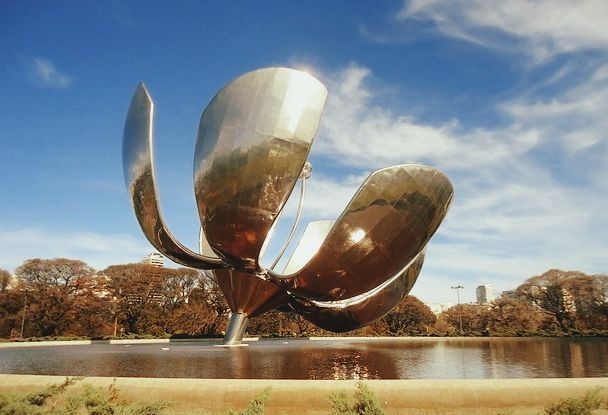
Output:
(329, 382), (385, 415)
(0, 380), (270, 415)
(1, 379), (606, 415)
(0, 377), (169, 415)
(542, 387), (605, 415)
(224, 387), (270, 415)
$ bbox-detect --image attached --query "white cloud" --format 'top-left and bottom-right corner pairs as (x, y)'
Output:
(315, 63), (539, 171)
(398, 0), (608, 61)
(301, 173), (370, 219)
(28, 57), (72, 89)
(0, 227), (150, 272)
(501, 63), (608, 155)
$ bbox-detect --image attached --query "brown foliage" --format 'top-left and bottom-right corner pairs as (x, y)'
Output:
(15, 258), (97, 337)
(248, 310), (285, 336)
(0, 288), (25, 338)
(102, 264), (229, 336)
(439, 303), (488, 335)
(0, 268), (11, 292)
(103, 263), (173, 335)
(0, 269), (21, 337)
(376, 295), (436, 336)
(15, 258), (94, 290)
(486, 297), (542, 335)
(1, 261), (606, 339)
(516, 269), (608, 331)
(166, 301), (224, 336)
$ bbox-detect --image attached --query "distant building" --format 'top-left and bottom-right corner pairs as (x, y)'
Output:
(476, 284), (495, 304)
(142, 252), (164, 268)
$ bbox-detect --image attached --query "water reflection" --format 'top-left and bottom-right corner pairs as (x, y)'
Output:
(243, 340), (399, 379)
(0, 338), (606, 379)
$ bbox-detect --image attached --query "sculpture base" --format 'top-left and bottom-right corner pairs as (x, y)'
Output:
(221, 313), (248, 346)
(214, 343), (249, 348)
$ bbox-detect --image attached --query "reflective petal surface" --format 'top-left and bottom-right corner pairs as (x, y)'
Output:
(122, 84), (225, 269)
(194, 68), (328, 271)
(271, 164), (453, 301)
(290, 252), (425, 332)
(212, 268), (290, 318)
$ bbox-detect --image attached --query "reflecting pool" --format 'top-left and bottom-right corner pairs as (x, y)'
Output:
(1, 337), (606, 379)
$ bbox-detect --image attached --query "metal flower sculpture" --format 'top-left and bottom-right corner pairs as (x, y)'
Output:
(123, 67), (453, 345)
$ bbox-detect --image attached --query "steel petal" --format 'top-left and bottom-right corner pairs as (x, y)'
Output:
(290, 251), (425, 332)
(122, 83), (226, 269)
(270, 164), (453, 301)
(194, 68), (327, 271)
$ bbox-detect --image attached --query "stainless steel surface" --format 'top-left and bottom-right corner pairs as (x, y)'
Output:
(193, 68), (327, 272)
(201, 226), (289, 320)
(213, 268), (289, 317)
(270, 164), (453, 301)
(122, 84), (225, 269)
(122, 68), (454, 340)
(222, 313), (249, 345)
(289, 252), (425, 332)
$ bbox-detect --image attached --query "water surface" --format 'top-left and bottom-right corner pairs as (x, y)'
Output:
(1, 337), (606, 379)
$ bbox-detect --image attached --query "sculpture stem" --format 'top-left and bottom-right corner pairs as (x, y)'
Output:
(222, 312), (248, 345)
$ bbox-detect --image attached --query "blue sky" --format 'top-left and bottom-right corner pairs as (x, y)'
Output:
(1, 1), (607, 305)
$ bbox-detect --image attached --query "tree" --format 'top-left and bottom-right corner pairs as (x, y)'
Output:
(102, 264), (229, 337)
(166, 301), (224, 337)
(516, 269), (607, 332)
(0, 284), (25, 338)
(567, 274), (608, 330)
(485, 297), (542, 335)
(165, 268), (200, 308)
(103, 263), (170, 334)
(189, 271), (230, 335)
(439, 303), (488, 335)
(15, 258), (96, 337)
(377, 295), (437, 336)
(0, 269), (15, 338)
(247, 310), (284, 336)
(15, 258), (94, 291)
(0, 269), (11, 292)
(70, 275), (113, 337)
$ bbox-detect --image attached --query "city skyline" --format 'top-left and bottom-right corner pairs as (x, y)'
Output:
(1, 1), (607, 305)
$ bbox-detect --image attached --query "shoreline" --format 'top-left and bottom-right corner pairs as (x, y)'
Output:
(2, 335), (606, 348)
(1, 375), (607, 414)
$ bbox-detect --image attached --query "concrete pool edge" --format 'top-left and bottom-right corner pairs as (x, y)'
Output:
(1, 335), (593, 348)
(1, 375), (607, 414)
(0, 337), (262, 348)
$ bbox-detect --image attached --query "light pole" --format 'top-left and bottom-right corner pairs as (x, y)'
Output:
(20, 294), (28, 338)
(451, 285), (464, 334)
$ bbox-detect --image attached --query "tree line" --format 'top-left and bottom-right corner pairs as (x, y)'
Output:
(0, 259), (606, 339)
